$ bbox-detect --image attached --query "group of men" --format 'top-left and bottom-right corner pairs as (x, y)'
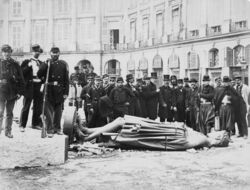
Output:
(0, 43), (249, 140)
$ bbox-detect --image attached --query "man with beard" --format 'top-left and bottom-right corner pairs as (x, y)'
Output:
(158, 75), (173, 122)
(143, 72), (159, 120)
(186, 78), (199, 131)
(19, 44), (44, 132)
(174, 79), (187, 122)
(87, 76), (106, 128)
(0, 44), (25, 138)
(37, 47), (69, 138)
(109, 77), (134, 119)
(198, 75), (215, 135)
(234, 76), (249, 139)
(214, 76), (239, 135)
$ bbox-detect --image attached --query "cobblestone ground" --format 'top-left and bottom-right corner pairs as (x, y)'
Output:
(0, 99), (250, 190)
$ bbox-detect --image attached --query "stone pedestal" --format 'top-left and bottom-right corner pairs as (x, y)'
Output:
(0, 128), (68, 169)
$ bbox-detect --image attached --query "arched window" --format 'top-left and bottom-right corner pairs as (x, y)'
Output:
(104, 59), (121, 75)
(127, 59), (135, 75)
(187, 51), (199, 69)
(139, 57), (148, 77)
(209, 48), (219, 67)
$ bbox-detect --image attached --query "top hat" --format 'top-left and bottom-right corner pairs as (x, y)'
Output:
(163, 75), (170, 81)
(184, 77), (189, 82)
(202, 75), (210, 81)
(126, 74), (134, 81)
(223, 76), (231, 83)
(1, 44), (12, 52)
(50, 47), (60, 53)
(117, 77), (124, 82)
(31, 44), (43, 53)
(190, 78), (198, 83)
(151, 72), (157, 79)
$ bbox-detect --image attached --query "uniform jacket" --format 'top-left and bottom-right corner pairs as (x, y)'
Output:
(21, 58), (43, 98)
(37, 59), (69, 103)
(0, 58), (25, 100)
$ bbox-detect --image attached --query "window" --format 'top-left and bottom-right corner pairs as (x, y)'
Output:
(12, 0), (22, 16)
(209, 48), (219, 67)
(190, 30), (199, 37)
(33, 0), (45, 14)
(233, 45), (245, 65)
(81, 0), (93, 12)
(211, 25), (221, 33)
(11, 23), (23, 51)
(32, 21), (47, 49)
(156, 13), (164, 39)
(78, 19), (95, 50)
(172, 7), (180, 34)
(187, 52), (199, 69)
(130, 20), (136, 42)
(142, 17), (149, 41)
(56, 0), (70, 14)
(235, 20), (247, 29)
(54, 20), (71, 51)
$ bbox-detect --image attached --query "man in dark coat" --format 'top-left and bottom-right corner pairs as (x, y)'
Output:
(104, 75), (116, 96)
(37, 47), (69, 138)
(80, 74), (94, 123)
(158, 75), (173, 122)
(186, 78), (199, 131)
(143, 72), (159, 120)
(0, 44), (25, 138)
(214, 76), (239, 134)
(183, 77), (191, 126)
(87, 76), (106, 128)
(19, 44), (44, 132)
(174, 79), (186, 122)
(135, 78), (146, 117)
(109, 77), (134, 119)
(70, 65), (87, 87)
(198, 75), (215, 135)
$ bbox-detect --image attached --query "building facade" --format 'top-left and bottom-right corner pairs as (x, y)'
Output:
(0, 0), (250, 85)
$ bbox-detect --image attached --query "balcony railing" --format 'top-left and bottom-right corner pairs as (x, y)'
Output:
(231, 21), (248, 32)
(207, 26), (222, 36)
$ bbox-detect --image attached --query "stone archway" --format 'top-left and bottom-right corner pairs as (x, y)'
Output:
(104, 59), (121, 75)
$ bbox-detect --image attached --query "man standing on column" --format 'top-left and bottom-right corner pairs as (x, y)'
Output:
(0, 44), (25, 138)
(19, 44), (44, 132)
(37, 47), (69, 138)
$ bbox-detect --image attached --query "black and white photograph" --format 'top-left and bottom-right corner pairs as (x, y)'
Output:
(0, 0), (250, 189)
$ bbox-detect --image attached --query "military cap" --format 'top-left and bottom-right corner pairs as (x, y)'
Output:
(184, 77), (189, 82)
(74, 66), (80, 70)
(223, 76), (231, 83)
(151, 72), (157, 79)
(234, 75), (242, 80)
(94, 75), (102, 80)
(87, 73), (94, 79)
(170, 75), (177, 80)
(109, 76), (116, 81)
(102, 74), (109, 79)
(177, 79), (183, 83)
(136, 78), (143, 83)
(1, 44), (12, 52)
(31, 44), (43, 53)
(126, 74), (134, 81)
(163, 75), (170, 81)
(117, 77), (124, 82)
(50, 47), (60, 53)
(202, 75), (210, 81)
(190, 78), (198, 83)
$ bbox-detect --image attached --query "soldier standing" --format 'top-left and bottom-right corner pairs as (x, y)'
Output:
(109, 77), (134, 119)
(144, 72), (159, 120)
(19, 44), (44, 132)
(37, 47), (69, 138)
(198, 75), (215, 135)
(0, 44), (25, 138)
(158, 75), (173, 122)
(87, 76), (106, 128)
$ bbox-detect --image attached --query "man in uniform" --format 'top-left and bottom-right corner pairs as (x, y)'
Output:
(37, 47), (69, 138)
(158, 75), (173, 122)
(186, 78), (199, 131)
(198, 75), (215, 135)
(109, 77), (134, 119)
(234, 76), (249, 139)
(0, 44), (25, 138)
(143, 72), (159, 120)
(214, 76), (239, 134)
(87, 76), (106, 128)
(19, 44), (44, 132)
(80, 74), (94, 123)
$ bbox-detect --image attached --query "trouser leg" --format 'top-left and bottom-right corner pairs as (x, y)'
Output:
(5, 99), (16, 134)
(44, 101), (54, 134)
(0, 100), (6, 133)
(53, 103), (63, 132)
(19, 97), (32, 128)
(32, 83), (42, 126)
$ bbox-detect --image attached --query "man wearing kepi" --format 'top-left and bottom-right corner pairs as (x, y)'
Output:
(214, 76), (239, 135)
(19, 44), (44, 132)
(37, 47), (69, 138)
(0, 44), (25, 138)
(198, 75), (215, 135)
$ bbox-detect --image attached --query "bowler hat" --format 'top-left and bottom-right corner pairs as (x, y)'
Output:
(170, 75), (177, 80)
(117, 77), (124, 82)
(202, 75), (210, 81)
(50, 47), (60, 53)
(190, 78), (198, 83)
(126, 74), (134, 81)
(223, 76), (231, 83)
(1, 44), (12, 52)
(74, 66), (79, 70)
(31, 44), (43, 53)
(184, 77), (189, 82)
(151, 72), (157, 79)
(177, 79), (183, 83)
(163, 75), (170, 81)
(136, 78), (143, 82)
